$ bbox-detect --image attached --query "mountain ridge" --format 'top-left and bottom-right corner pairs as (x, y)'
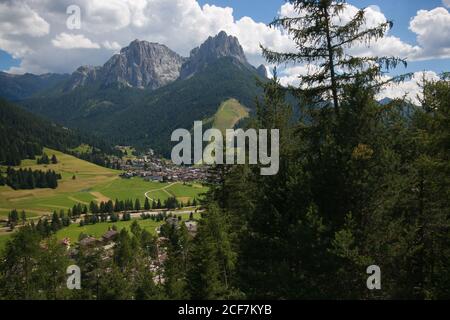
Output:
(4, 31), (267, 155)
(0, 72), (70, 101)
(1, 31), (264, 96)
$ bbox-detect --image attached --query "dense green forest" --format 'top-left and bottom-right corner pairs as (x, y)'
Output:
(4, 167), (61, 190)
(0, 98), (119, 166)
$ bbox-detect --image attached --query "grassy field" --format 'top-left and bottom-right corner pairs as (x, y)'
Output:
(212, 98), (249, 132)
(0, 234), (11, 251)
(68, 144), (93, 154)
(0, 147), (207, 251)
(56, 213), (199, 243)
(56, 219), (162, 242)
(0, 148), (119, 215)
(0, 148), (207, 216)
(93, 178), (207, 204)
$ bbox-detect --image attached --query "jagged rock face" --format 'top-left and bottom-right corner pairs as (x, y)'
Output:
(102, 41), (185, 89)
(180, 31), (249, 79)
(256, 64), (268, 78)
(66, 40), (184, 91)
(65, 66), (102, 91)
(64, 32), (256, 91)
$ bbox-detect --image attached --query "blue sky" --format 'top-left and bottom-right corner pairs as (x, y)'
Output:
(0, 50), (20, 71)
(0, 0), (449, 77)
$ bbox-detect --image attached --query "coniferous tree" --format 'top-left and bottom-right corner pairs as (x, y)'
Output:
(0, 225), (42, 299)
(187, 204), (238, 299)
(144, 198), (151, 211)
(37, 153), (50, 165)
(262, 0), (409, 115)
(134, 199), (141, 211)
(21, 210), (26, 225)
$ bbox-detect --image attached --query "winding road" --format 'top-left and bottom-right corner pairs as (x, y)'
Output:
(144, 182), (178, 201)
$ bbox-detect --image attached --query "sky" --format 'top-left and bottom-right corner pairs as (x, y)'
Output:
(0, 0), (449, 102)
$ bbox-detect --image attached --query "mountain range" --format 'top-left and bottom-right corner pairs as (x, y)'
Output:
(0, 72), (70, 101)
(0, 31), (267, 156)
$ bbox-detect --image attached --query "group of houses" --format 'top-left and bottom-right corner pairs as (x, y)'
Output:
(119, 152), (208, 182)
(60, 217), (199, 285)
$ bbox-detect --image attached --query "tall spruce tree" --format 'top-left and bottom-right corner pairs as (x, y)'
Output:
(262, 0), (408, 115)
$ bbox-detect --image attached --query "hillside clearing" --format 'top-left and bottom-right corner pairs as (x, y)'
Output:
(212, 98), (249, 132)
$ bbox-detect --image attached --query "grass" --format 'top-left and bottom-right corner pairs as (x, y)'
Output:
(198, 99), (249, 165)
(168, 183), (208, 199)
(0, 147), (207, 252)
(212, 98), (249, 132)
(0, 233), (11, 252)
(0, 148), (207, 217)
(0, 208), (40, 219)
(56, 213), (199, 243)
(0, 148), (119, 214)
(94, 178), (207, 204)
(68, 144), (93, 154)
(93, 178), (162, 202)
(56, 219), (163, 242)
(0, 212), (201, 252)
(116, 146), (137, 160)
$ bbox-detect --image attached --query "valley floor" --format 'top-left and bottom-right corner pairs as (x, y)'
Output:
(0, 148), (207, 250)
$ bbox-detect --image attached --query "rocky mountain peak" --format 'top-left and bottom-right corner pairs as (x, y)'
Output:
(257, 65), (268, 78)
(64, 33), (255, 91)
(102, 40), (185, 89)
(66, 40), (185, 91)
(180, 31), (249, 79)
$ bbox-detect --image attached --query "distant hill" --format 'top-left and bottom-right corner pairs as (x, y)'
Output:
(0, 72), (69, 101)
(0, 98), (116, 166)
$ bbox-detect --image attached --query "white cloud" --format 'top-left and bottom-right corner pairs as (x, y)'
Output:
(0, 2), (49, 37)
(0, 1), (50, 58)
(378, 71), (441, 104)
(277, 2), (420, 60)
(278, 65), (322, 87)
(409, 7), (450, 60)
(0, 0), (295, 73)
(102, 41), (122, 51)
(52, 33), (100, 49)
(0, 0), (448, 79)
(272, 2), (448, 105)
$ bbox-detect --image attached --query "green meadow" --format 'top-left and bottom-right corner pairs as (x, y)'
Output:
(56, 219), (163, 242)
(0, 146), (206, 251)
(0, 148), (207, 217)
(212, 98), (249, 132)
(0, 234), (10, 251)
(56, 212), (199, 243)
